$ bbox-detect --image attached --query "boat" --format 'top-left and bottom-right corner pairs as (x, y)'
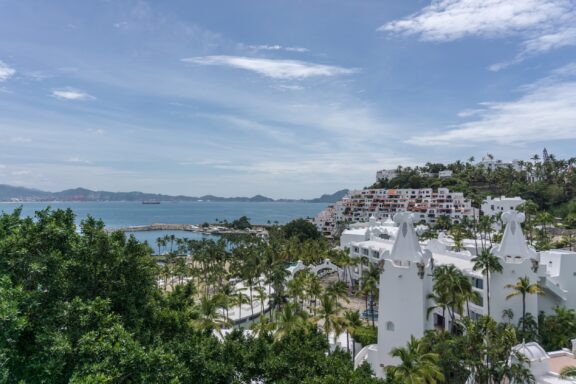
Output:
(142, 200), (160, 204)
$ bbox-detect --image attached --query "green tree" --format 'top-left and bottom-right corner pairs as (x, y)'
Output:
(472, 249), (503, 318)
(385, 335), (444, 384)
(316, 292), (344, 352)
(282, 218), (322, 242)
(343, 310), (362, 361)
(274, 302), (310, 340)
(504, 276), (543, 332)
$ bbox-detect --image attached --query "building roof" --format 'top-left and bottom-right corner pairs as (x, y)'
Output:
(388, 212), (429, 263)
(513, 342), (549, 362)
(493, 211), (538, 260)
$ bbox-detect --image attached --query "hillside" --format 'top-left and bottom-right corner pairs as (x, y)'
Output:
(0, 184), (346, 203)
(369, 154), (575, 217)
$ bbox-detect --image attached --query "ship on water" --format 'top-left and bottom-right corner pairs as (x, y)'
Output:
(142, 200), (160, 204)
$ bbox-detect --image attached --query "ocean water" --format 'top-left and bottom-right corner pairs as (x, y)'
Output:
(0, 201), (328, 228)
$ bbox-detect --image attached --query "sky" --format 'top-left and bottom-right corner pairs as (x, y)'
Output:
(0, 0), (575, 199)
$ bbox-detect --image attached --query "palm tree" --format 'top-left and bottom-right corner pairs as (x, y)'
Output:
(287, 273), (306, 309)
(560, 366), (576, 379)
(250, 315), (275, 337)
(254, 285), (268, 316)
(215, 283), (235, 321)
(317, 292), (344, 352)
(326, 280), (349, 304)
(386, 335), (445, 383)
(360, 263), (380, 327)
(274, 301), (309, 340)
(536, 211), (555, 247)
(472, 249), (503, 318)
(427, 290), (451, 331)
(193, 295), (231, 335)
(343, 310), (363, 361)
(505, 276), (543, 331)
(518, 200), (538, 245)
(449, 225), (465, 252)
(428, 265), (471, 330)
(306, 274), (323, 315)
(232, 288), (250, 321)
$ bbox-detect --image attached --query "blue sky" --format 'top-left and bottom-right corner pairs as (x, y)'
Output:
(0, 0), (575, 199)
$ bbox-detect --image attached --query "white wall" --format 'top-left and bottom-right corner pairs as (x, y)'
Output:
(489, 259), (539, 324)
(376, 261), (433, 370)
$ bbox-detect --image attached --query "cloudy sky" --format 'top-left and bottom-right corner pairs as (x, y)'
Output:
(1, 0), (575, 198)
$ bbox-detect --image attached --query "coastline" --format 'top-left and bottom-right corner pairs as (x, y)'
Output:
(108, 223), (270, 236)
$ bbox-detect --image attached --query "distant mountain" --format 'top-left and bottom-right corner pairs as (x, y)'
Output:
(197, 194), (274, 202)
(307, 189), (349, 203)
(0, 184), (52, 200)
(0, 184), (346, 203)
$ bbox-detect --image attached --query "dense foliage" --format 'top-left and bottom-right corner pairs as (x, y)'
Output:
(0, 208), (382, 383)
(3, 208), (575, 383)
(371, 154), (576, 218)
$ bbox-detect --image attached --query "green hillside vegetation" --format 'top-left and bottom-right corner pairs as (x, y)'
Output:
(370, 154), (576, 224)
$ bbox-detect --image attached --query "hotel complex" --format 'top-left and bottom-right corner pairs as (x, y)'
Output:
(342, 211), (576, 382)
(315, 187), (476, 237)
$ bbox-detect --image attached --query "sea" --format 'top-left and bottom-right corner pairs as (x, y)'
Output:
(0, 201), (329, 245)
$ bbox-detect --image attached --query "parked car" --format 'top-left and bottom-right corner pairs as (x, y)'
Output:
(361, 309), (379, 320)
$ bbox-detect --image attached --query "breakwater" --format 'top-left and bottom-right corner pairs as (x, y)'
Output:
(107, 223), (269, 236)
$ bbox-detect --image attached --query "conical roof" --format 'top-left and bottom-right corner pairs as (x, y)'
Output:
(493, 211), (537, 260)
(389, 212), (426, 263)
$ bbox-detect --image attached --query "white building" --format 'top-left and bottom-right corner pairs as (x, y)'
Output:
(438, 170), (453, 178)
(353, 211), (576, 378)
(481, 195), (525, 217)
(376, 169), (398, 182)
(511, 342), (576, 383)
(315, 187), (476, 237)
(479, 154), (522, 171)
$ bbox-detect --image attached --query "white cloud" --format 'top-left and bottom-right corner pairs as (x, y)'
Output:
(275, 84), (304, 91)
(52, 87), (95, 101)
(198, 114), (295, 143)
(10, 137), (32, 143)
(407, 64), (576, 146)
(66, 157), (93, 164)
(82, 128), (105, 136)
(381, 0), (576, 66)
(182, 56), (358, 79)
(11, 170), (32, 176)
(247, 44), (309, 53)
(0, 60), (16, 82)
(211, 153), (414, 178)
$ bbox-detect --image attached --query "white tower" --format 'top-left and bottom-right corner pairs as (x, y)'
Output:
(366, 212), (434, 376)
(489, 211), (541, 322)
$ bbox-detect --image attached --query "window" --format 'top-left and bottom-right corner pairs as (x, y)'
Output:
(472, 277), (483, 289)
(386, 321), (395, 331)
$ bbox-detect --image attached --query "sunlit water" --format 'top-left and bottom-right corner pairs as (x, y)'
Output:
(0, 201), (328, 245)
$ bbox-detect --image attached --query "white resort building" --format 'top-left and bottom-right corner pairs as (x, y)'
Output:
(314, 187), (476, 237)
(482, 195), (526, 217)
(346, 211), (576, 381)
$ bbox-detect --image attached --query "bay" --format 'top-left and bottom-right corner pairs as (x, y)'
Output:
(0, 201), (328, 228)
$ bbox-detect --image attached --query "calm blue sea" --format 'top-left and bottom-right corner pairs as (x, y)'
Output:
(0, 201), (328, 228)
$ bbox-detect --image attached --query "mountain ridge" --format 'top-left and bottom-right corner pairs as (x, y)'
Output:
(0, 184), (348, 204)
